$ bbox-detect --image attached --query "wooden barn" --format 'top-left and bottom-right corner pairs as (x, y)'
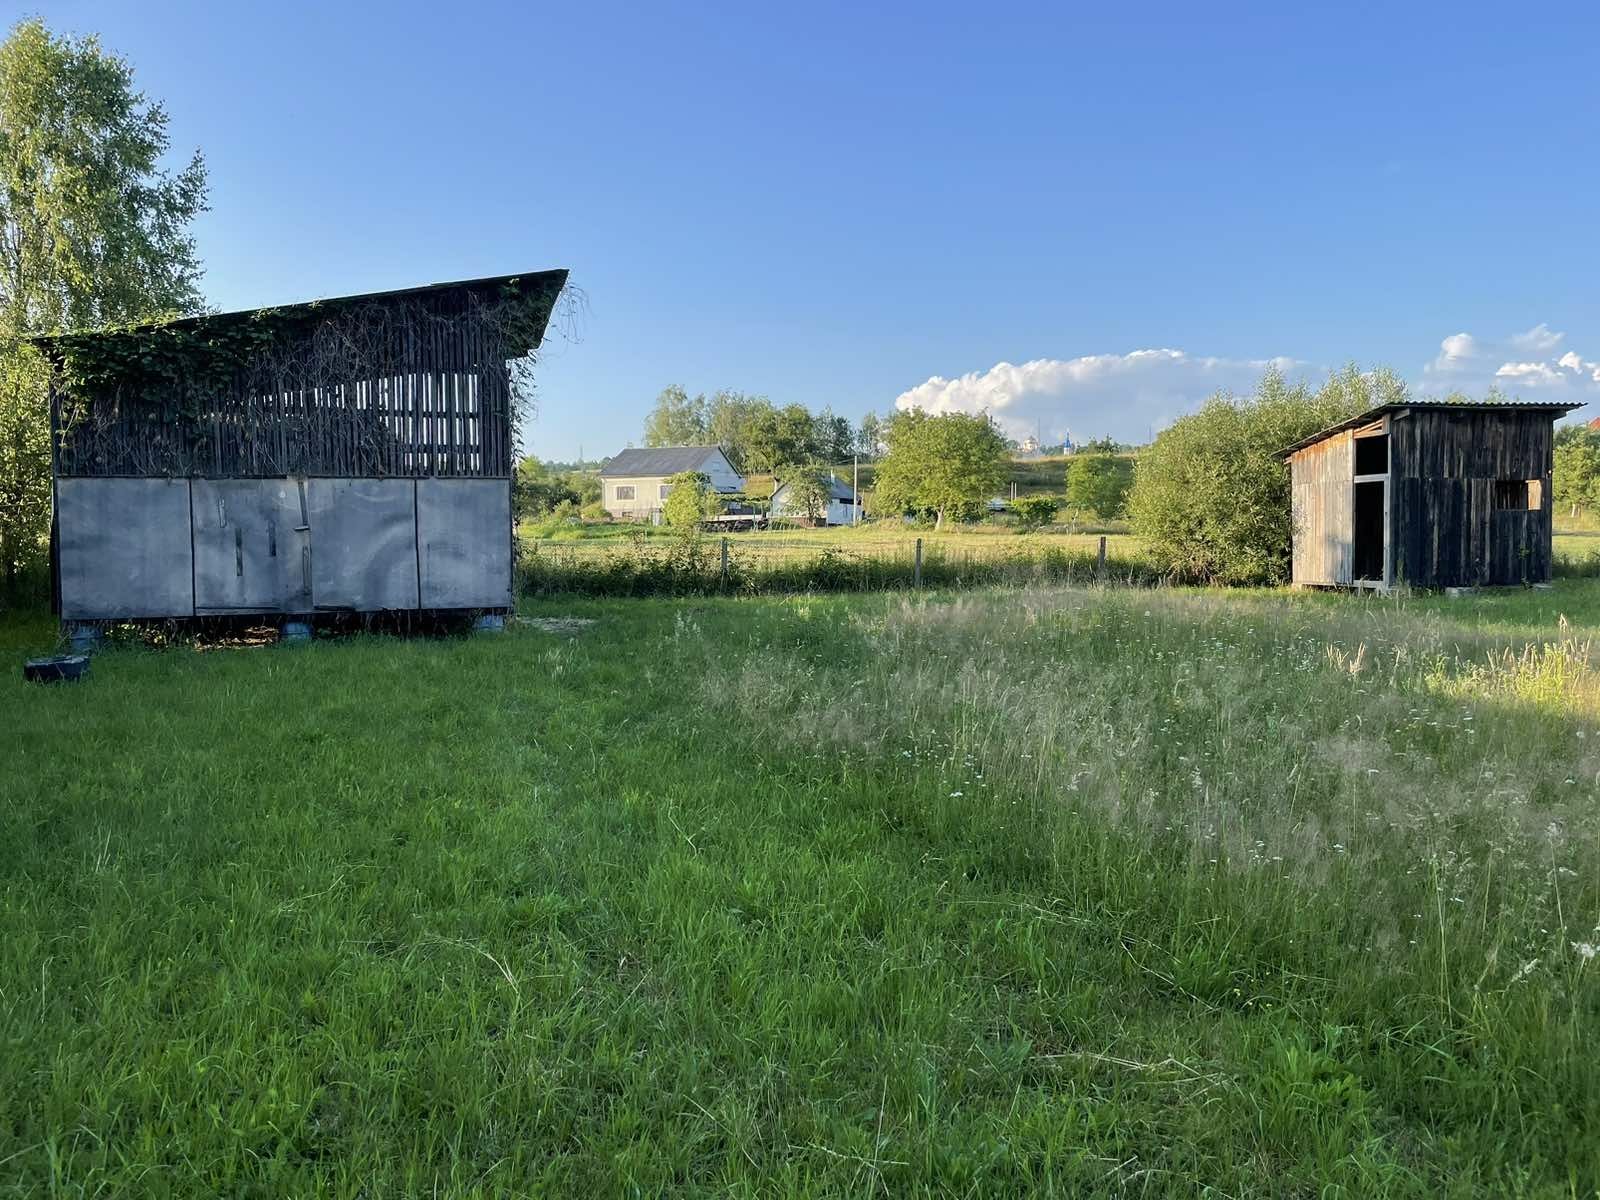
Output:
(35, 269), (567, 629)
(1279, 400), (1581, 590)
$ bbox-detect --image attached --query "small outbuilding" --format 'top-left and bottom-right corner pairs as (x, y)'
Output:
(37, 269), (568, 627)
(1278, 400), (1581, 590)
(770, 473), (860, 526)
(597, 446), (744, 521)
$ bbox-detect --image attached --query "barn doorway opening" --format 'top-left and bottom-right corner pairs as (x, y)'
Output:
(1353, 480), (1385, 581)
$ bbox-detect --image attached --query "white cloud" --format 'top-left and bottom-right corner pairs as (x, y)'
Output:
(886, 322), (1599, 449)
(1428, 332), (1477, 373)
(892, 349), (1299, 444)
(1511, 323), (1564, 352)
(1556, 351), (1600, 383)
(1421, 322), (1600, 400)
(1495, 361), (1565, 386)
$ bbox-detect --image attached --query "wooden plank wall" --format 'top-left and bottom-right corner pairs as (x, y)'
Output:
(53, 293), (519, 481)
(1390, 409), (1554, 586)
(1289, 431), (1354, 585)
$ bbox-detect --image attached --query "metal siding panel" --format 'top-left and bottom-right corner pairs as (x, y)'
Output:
(417, 479), (513, 609)
(57, 478), (195, 619)
(307, 478), (420, 610)
(192, 478), (311, 613)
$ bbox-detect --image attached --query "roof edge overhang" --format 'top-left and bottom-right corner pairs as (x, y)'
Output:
(1276, 400), (1585, 461)
(25, 268), (570, 358)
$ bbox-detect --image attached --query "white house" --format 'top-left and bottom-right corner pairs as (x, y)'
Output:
(597, 445), (744, 521)
(770, 473), (860, 526)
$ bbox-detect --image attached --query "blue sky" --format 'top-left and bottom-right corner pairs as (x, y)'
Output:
(25, 1), (1600, 455)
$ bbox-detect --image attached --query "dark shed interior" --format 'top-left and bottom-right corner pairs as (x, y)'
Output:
(1280, 401), (1581, 590)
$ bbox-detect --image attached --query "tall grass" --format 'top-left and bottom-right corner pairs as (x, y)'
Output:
(517, 531), (1158, 597)
(0, 583), (1596, 1193)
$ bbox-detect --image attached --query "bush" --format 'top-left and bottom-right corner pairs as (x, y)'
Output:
(663, 471), (716, 530)
(1554, 425), (1600, 519)
(1012, 495), (1060, 530)
(1065, 442), (1132, 519)
(1127, 366), (1400, 585)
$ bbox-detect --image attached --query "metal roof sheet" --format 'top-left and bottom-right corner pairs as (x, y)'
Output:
(1277, 400), (1583, 460)
(598, 445), (734, 479)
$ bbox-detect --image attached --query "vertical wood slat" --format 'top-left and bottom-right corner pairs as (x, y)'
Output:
(53, 281), (531, 481)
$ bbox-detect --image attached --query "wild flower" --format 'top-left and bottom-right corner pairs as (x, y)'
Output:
(1571, 942), (1597, 961)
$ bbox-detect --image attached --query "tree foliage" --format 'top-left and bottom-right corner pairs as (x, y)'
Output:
(641, 386), (856, 473)
(855, 412), (884, 460)
(1554, 424), (1600, 518)
(1011, 494), (1059, 530)
(513, 457), (599, 519)
(873, 409), (1008, 528)
(0, 18), (207, 589)
(777, 467), (833, 523)
(662, 470), (716, 530)
(1065, 439), (1133, 518)
(642, 385), (707, 447)
(1127, 366), (1401, 585)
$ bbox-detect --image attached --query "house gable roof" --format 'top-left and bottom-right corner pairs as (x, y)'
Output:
(1277, 400), (1584, 460)
(599, 445), (736, 480)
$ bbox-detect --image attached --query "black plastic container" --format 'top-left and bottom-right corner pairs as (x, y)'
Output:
(23, 655), (90, 684)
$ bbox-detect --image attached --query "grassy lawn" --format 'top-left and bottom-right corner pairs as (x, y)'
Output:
(3, 582), (1599, 1195)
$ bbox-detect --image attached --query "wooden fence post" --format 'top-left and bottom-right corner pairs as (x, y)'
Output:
(721, 537), (729, 587)
(914, 537), (923, 588)
(1097, 535), (1107, 578)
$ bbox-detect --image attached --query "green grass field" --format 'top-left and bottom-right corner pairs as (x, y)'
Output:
(3, 582), (1598, 1195)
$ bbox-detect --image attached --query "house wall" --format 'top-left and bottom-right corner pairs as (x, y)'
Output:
(1390, 410), (1554, 587)
(698, 451), (744, 493)
(1288, 431), (1354, 585)
(603, 475), (676, 520)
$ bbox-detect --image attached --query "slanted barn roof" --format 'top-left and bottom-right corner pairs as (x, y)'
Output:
(28, 268), (570, 355)
(1277, 400), (1583, 460)
(599, 446), (728, 478)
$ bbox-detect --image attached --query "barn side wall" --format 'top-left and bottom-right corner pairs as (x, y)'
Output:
(1289, 431), (1354, 585)
(58, 476), (512, 620)
(1390, 410), (1554, 587)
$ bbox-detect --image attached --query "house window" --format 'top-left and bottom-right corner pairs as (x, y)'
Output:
(659, 484), (671, 500)
(614, 484), (636, 501)
(1493, 480), (1536, 511)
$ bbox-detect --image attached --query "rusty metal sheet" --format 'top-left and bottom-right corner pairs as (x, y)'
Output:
(191, 478), (311, 614)
(306, 478), (419, 610)
(417, 479), (513, 609)
(57, 478), (195, 619)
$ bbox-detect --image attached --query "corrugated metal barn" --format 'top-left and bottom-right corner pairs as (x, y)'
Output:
(1279, 400), (1581, 590)
(36, 269), (567, 625)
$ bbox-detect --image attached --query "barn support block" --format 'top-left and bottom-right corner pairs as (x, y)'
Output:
(473, 613), (507, 634)
(280, 620), (313, 643)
